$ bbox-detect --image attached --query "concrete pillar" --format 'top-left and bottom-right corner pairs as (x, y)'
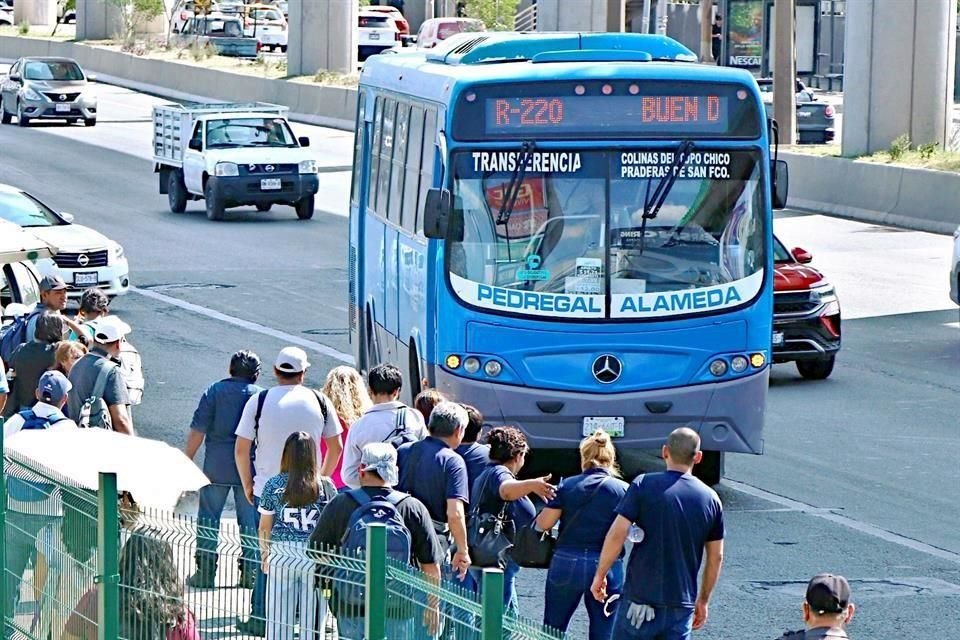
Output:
(14, 0), (57, 27)
(842, 0), (957, 156)
(536, 0), (611, 31)
(606, 0), (625, 32)
(287, 0), (357, 76)
(773, 0), (797, 145)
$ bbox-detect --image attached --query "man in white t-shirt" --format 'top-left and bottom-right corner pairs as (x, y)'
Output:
(341, 363), (427, 489)
(233, 346), (342, 636)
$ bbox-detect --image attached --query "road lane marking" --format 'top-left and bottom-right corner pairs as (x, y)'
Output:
(725, 479), (960, 565)
(131, 286), (355, 365)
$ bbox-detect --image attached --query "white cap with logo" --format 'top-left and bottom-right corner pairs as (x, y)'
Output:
(275, 346), (310, 373)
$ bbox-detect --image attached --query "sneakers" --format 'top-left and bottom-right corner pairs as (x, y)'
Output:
(235, 617), (266, 637)
(186, 555), (217, 589)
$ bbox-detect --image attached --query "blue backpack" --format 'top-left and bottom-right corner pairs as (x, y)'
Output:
(335, 489), (413, 608)
(6, 409), (69, 503)
(0, 309), (40, 364)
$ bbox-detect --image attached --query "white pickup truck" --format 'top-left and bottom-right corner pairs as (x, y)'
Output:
(152, 102), (319, 221)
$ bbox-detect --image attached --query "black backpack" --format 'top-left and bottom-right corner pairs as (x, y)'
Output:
(383, 407), (418, 449)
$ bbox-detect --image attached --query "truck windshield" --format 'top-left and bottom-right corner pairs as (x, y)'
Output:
(205, 117), (297, 148)
(448, 149), (766, 320)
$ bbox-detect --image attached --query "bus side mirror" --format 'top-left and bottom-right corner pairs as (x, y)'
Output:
(423, 188), (456, 240)
(772, 160), (789, 210)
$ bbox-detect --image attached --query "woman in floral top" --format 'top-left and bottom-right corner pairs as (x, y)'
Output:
(258, 432), (337, 640)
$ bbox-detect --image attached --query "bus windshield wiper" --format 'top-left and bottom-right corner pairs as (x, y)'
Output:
(495, 140), (536, 261)
(638, 140), (695, 253)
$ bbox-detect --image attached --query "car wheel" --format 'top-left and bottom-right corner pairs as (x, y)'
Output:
(295, 196), (314, 220)
(796, 356), (835, 380)
(17, 101), (30, 127)
(255, 202), (272, 212)
(168, 170), (188, 214)
(84, 118), (97, 127)
(204, 181), (225, 221)
(280, 45), (288, 53)
(0, 97), (10, 124)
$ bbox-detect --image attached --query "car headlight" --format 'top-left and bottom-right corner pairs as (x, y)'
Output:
(299, 160), (318, 174)
(22, 87), (42, 101)
(215, 162), (239, 177)
(810, 284), (836, 303)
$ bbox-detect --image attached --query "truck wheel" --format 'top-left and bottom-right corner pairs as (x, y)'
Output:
(693, 451), (724, 486)
(168, 170), (188, 214)
(256, 202), (272, 212)
(204, 181), (225, 221)
(295, 196), (314, 220)
(797, 356), (835, 380)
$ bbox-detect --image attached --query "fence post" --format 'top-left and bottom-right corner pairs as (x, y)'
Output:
(97, 472), (119, 640)
(364, 523), (387, 640)
(0, 418), (6, 636)
(480, 568), (505, 640)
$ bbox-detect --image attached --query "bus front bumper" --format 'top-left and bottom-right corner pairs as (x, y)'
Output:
(434, 367), (768, 455)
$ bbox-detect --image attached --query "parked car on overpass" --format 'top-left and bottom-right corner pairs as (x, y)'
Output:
(365, 5), (412, 45)
(415, 17), (486, 49)
(239, 4), (288, 52)
(358, 9), (402, 61)
(172, 15), (260, 58)
(757, 78), (836, 144)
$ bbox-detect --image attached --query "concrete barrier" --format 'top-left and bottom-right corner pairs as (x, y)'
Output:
(0, 35), (358, 130)
(783, 150), (960, 234)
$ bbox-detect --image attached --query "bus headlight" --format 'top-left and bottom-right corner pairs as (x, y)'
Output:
(484, 360), (502, 377)
(730, 355), (749, 373)
(709, 359), (728, 377)
(214, 162), (239, 177)
(463, 357), (481, 374)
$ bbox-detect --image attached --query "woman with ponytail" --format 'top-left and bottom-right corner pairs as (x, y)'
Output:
(535, 429), (629, 640)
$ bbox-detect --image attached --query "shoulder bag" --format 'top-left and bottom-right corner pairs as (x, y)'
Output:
(466, 467), (514, 569)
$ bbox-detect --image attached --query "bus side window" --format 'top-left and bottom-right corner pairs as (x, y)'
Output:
(405, 105), (425, 235)
(368, 96), (383, 212)
(417, 108), (438, 236)
(349, 94), (366, 207)
(391, 102), (411, 229)
(378, 98), (397, 221)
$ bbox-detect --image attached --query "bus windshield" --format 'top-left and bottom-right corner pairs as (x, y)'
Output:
(448, 148), (766, 320)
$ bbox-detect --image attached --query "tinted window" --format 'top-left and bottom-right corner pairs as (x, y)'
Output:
(359, 16), (390, 27)
(417, 108), (437, 235)
(23, 60), (84, 81)
(391, 103), (410, 228)
(350, 97), (366, 207)
(368, 97), (383, 211)
(377, 99), (397, 220)
(404, 106), (425, 234)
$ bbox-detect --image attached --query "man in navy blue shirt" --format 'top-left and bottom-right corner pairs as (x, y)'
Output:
(455, 404), (491, 490)
(591, 427), (724, 639)
(184, 351), (263, 589)
(397, 401), (472, 580)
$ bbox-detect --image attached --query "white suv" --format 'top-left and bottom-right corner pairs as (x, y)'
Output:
(358, 10), (401, 61)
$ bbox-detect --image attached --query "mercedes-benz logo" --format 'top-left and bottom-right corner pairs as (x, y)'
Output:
(592, 354), (622, 384)
(265, 164), (275, 173)
(59, 94), (66, 101)
(77, 254), (90, 267)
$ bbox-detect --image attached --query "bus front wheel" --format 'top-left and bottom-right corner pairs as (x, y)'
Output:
(693, 451), (724, 486)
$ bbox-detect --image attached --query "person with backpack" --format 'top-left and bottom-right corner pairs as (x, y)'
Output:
(309, 443), (443, 640)
(233, 346), (342, 637)
(2, 312), (67, 419)
(0, 276), (86, 365)
(3, 371), (78, 636)
(184, 351), (263, 590)
(341, 364), (427, 489)
(258, 432), (337, 640)
(65, 316), (134, 435)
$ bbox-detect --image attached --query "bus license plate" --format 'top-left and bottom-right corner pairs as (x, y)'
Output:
(772, 331), (784, 347)
(260, 178), (281, 191)
(583, 417), (624, 438)
(56, 103), (71, 112)
(74, 271), (98, 286)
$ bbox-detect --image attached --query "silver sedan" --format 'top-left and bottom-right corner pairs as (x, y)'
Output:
(0, 56), (98, 127)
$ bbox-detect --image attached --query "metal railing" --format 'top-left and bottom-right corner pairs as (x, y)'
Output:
(514, 4), (538, 32)
(2, 446), (564, 640)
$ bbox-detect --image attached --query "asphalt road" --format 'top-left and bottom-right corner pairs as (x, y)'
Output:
(1, 79), (959, 640)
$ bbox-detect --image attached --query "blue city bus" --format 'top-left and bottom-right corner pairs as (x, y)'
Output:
(348, 32), (787, 483)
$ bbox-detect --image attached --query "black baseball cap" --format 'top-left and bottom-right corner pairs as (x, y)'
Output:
(40, 275), (68, 292)
(806, 574), (850, 614)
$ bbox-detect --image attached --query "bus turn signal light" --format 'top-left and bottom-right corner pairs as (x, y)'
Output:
(445, 355), (462, 369)
(750, 353), (766, 368)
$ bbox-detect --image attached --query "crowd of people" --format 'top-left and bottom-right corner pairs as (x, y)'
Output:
(1, 292), (858, 640)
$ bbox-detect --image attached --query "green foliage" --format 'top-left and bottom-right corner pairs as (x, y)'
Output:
(17, 20), (29, 35)
(108, 0), (165, 50)
(888, 134), (911, 161)
(189, 40), (214, 61)
(463, 0), (520, 31)
(918, 142), (939, 161)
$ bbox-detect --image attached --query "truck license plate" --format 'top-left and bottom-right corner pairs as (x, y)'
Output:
(260, 178), (281, 191)
(772, 331), (784, 346)
(583, 417), (624, 438)
(56, 103), (71, 113)
(74, 271), (98, 286)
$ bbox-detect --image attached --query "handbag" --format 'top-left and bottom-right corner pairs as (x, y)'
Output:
(511, 475), (611, 569)
(467, 468), (514, 569)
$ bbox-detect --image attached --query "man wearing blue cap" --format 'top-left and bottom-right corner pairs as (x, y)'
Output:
(3, 370), (78, 437)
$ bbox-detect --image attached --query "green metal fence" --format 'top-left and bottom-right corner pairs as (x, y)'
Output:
(2, 447), (565, 640)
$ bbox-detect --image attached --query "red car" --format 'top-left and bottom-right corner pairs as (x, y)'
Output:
(772, 236), (841, 379)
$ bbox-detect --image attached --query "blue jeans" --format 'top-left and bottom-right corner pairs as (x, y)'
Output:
(197, 483), (258, 564)
(337, 616), (414, 640)
(248, 495), (267, 621)
(611, 604), (694, 640)
(543, 549), (624, 640)
(468, 558), (520, 612)
(4, 512), (59, 639)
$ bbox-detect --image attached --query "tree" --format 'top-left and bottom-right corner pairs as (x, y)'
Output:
(50, 0), (75, 38)
(108, 0), (165, 50)
(462, 0), (519, 31)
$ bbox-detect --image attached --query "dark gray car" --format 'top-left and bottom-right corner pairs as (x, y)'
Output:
(757, 78), (836, 144)
(0, 57), (98, 127)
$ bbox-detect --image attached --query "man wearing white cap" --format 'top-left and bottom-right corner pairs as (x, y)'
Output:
(233, 346), (343, 636)
(66, 316), (134, 435)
